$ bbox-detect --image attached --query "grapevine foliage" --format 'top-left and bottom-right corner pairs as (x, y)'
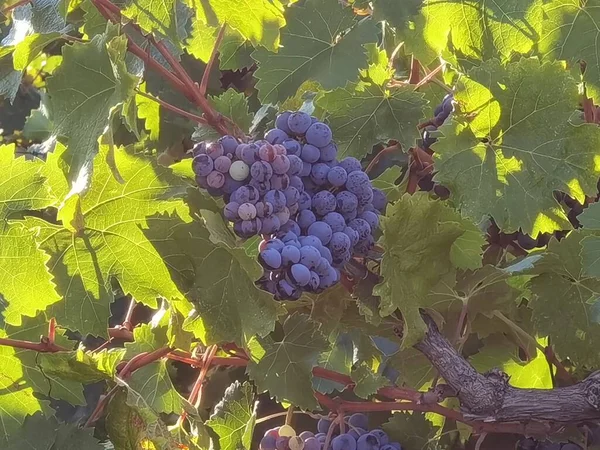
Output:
(1, 0), (600, 449)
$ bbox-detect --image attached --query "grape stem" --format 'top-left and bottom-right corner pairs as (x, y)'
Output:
(135, 89), (208, 124)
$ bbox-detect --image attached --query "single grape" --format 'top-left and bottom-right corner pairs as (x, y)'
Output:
(336, 191), (358, 213)
(319, 142), (337, 162)
(281, 245), (301, 265)
(289, 175), (304, 192)
(360, 211), (379, 230)
(356, 187), (374, 206)
(288, 111), (312, 135)
(323, 212), (345, 232)
(281, 231), (298, 243)
(371, 188), (387, 212)
(290, 263), (311, 286)
(265, 238), (285, 251)
(342, 209), (357, 221)
(388, 443), (402, 450)
(193, 154), (214, 176)
(272, 154), (291, 174)
(206, 142), (224, 159)
(229, 160), (250, 181)
(282, 219), (301, 236)
(265, 128), (289, 144)
(370, 430), (389, 446)
(288, 155), (303, 176)
(319, 265), (339, 289)
(329, 231), (351, 254)
(284, 186), (300, 206)
(313, 190), (337, 216)
(259, 143), (278, 162)
(276, 111), (293, 134)
(307, 270), (320, 291)
(316, 418), (332, 434)
(311, 163), (330, 186)
(241, 143), (259, 165)
(308, 221), (333, 245)
(278, 425), (296, 437)
(300, 161), (313, 177)
(348, 428), (366, 439)
(301, 144), (321, 163)
(232, 185), (259, 204)
(315, 433), (326, 441)
(318, 245), (333, 264)
(357, 433), (380, 450)
(234, 143), (245, 160)
(346, 170), (371, 194)
(207, 171), (225, 189)
(339, 157), (362, 173)
(265, 190), (287, 212)
(332, 249), (351, 267)
(283, 138), (302, 156)
(303, 437), (320, 450)
(259, 248), (282, 269)
(332, 433), (357, 450)
(288, 436), (304, 450)
(223, 202), (239, 221)
(218, 135), (238, 154)
(298, 209), (317, 229)
(260, 434), (277, 450)
(354, 235), (375, 256)
(275, 206), (290, 225)
(306, 122), (333, 147)
(299, 431), (315, 440)
(300, 246), (321, 269)
(222, 175), (244, 194)
(261, 215), (281, 234)
(235, 218), (261, 238)
(315, 257), (332, 276)
(271, 174), (290, 191)
(251, 161), (273, 182)
(192, 142), (206, 157)
(250, 179), (271, 197)
(298, 191), (312, 210)
(276, 436), (291, 450)
(300, 235), (323, 248)
(256, 201), (273, 217)
(213, 155), (232, 173)
(327, 166), (348, 186)
(348, 218), (371, 240)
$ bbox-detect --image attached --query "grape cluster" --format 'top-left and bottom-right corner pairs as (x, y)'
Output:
(420, 93), (453, 149)
(191, 110), (387, 300)
(259, 414), (403, 450)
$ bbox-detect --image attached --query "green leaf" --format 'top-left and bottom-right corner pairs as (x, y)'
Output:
(186, 0), (284, 52)
(124, 323), (169, 359)
(14, 33), (61, 71)
(470, 334), (552, 389)
(53, 423), (104, 450)
(383, 412), (439, 450)
(371, 0), (421, 29)
(38, 348), (110, 384)
(580, 202), (600, 230)
(374, 193), (464, 348)
(351, 364), (389, 399)
(123, 0), (179, 45)
(185, 24), (254, 70)
(0, 52), (21, 102)
(125, 360), (184, 414)
(540, 0), (600, 103)
(47, 27), (138, 187)
(206, 381), (257, 450)
(372, 165), (406, 206)
(313, 332), (353, 394)
(2, 413), (58, 450)
(433, 58), (600, 236)
(389, 347), (435, 389)
(449, 218), (485, 271)
(194, 90), (252, 142)
(403, 0), (543, 65)
(582, 235), (600, 278)
(529, 231), (600, 367)
(24, 145), (187, 337)
(247, 312), (328, 410)
(253, 0), (378, 104)
(23, 100), (53, 141)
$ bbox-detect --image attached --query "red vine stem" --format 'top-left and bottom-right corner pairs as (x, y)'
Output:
(1, 0), (30, 14)
(199, 23), (227, 97)
(135, 89), (208, 124)
(0, 336), (66, 352)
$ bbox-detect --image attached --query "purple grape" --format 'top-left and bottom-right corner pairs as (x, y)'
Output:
(286, 220), (301, 236)
(241, 143), (259, 165)
(288, 111), (312, 135)
(344, 227), (359, 247)
(259, 248), (282, 269)
(319, 142), (337, 162)
(300, 161), (313, 177)
(283, 186), (300, 206)
(298, 209), (317, 230)
(332, 433), (357, 450)
(206, 142), (224, 159)
(289, 203), (299, 216)
(299, 431), (315, 440)
(355, 235), (375, 256)
(265, 239), (285, 251)
(372, 188), (387, 211)
(192, 142), (206, 157)
(303, 437), (320, 450)
(251, 161), (273, 182)
(276, 436), (291, 450)
(288, 155), (303, 176)
(193, 154), (214, 176)
(327, 166), (347, 186)
(357, 187), (374, 206)
(259, 143), (278, 162)
(348, 218), (371, 240)
(218, 135), (238, 154)
(250, 179), (271, 196)
(298, 191), (312, 210)
(360, 211), (379, 230)
(329, 231), (351, 254)
(207, 171), (225, 188)
(232, 186), (259, 204)
(290, 263), (311, 286)
(300, 235), (323, 248)
(265, 128), (289, 144)
(275, 206), (290, 225)
(370, 430), (389, 446)
(339, 157), (362, 173)
(306, 122), (332, 147)
(332, 249), (351, 267)
(235, 218), (261, 238)
(346, 170), (372, 195)
(260, 434), (277, 450)
(315, 257), (332, 276)
(272, 154), (291, 174)
(214, 155), (232, 173)
(342, 209), (358, 221)
(307, 271), (320, 291)
(223, 175), (244, 194)
(318, 245), (333, 264)
(271, 174), (290, 190)
(265, 190), (286, 212)
(311, 163), (330, 185)
(301, 144), (320, 163)
(276, 111), (293, 134)
(319, 266), (339, 288)
(281, 231), (298, 243)
(348, 413), (368, 430)
(357, 433), (380, 450)
(261, 215), (281, 234)
(238, 202), (257, 220)
(224, 202), (239, 221)
(282, 138), (302, 156)
(336, 191), (358, 213)
(300, 246), (321, 269)
(313, 190), (336, 216)
(317, 419), (331, 434)
(308, 221), (333, 245)
(323, 212), (345, 232)
(289, 175), (304, 192)
(281, 245), (301, 265)
(348, 428), (366, 439)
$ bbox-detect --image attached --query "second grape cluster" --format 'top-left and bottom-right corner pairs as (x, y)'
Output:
(191, 110), (386, 300)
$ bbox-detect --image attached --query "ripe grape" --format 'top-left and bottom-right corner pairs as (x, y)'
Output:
(290, 263), (311, 286)
(319, 142), (337, 162)
(303, 437), (320, 450)
(327, 166), (348, 186)
(301, 144), (320, 163)
(261, 215), (281, 234)
(265, 190), (287, 212)
(288, 155), (303, 176)
(306, 122), (332, 147)
(259, 249), (282, 269)
(298, 191), (312, 210)
(240, 143), (259, 165)
(250, 179), (271, 196)
(323, 212), (345, 232)
(311, 163), (330, 185)
(283, 138), (301, 156)
(276, 111), (292, 134)
(300, 246), (321, 269)
(214, 155), (232, 173)
(224, 202), (239, 221)
(238, 202), (257, 220)
(300, 235), (322, 248)
(223, 175), (244, 194)
(329, 231), (351, 254)
(193, 154), (214, 176)
(284, 186), (300, 206)
(229, 160), (250, 181)
(370, 430), (389, 445)
(288, 111), (312, 135)
(282, 245), (301, 265)
(289, 175), (304, 192)
(192, 142), (206, 157)
(298, 209), (317, 229)
(218, 135), (238, 154)
(308, 221), (333, 245)
(275, 206), (290, 225)
(336, 191), (358, 213)
(260, 434), (277, 450)
(207, 171), (225, 188)
(357, 433), (380, 450)
(318, 244), (333, 263)
(348, 414), (368, 430)
(332, 433), (357, 450)
(346, 170), (372, 195)
(300, 161), (313, 177)
(272, 154), (291, 174)
(339, 156), (362, 173)
(265, 128), (289, 144)
(348, 218), (371, 240)
(312, 190), (336, 216)
(206, 142), (224, 159)
(319, 266), (339, 288)
(251, 161), (273, 182)
(316, 418), (331, 434)
(271, 174), (290, 190)
(259, 143), (278, 162)
(371, 188), (387, 211)
(360, 211), (379, 230)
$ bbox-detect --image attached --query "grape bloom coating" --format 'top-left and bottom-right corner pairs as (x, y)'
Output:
(191, 110), (387, 300)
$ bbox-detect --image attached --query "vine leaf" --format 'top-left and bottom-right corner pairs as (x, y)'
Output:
(46, 25), (138, 187)
(125, 360), (184, 414)
(123, 0), (179, 45)
(351, 364), (389, 399)
(0, 51), (21, 102)
(23, 144), (187, 337)
(372, 165), (406, 206)
(540, 0), (600, 103)
(434, 58), (600, 236)
(124, 323), (169, 359)
(402, 0), (543, 65)
(247, 312), (328, 410)
(383, 412), (438, 450)
(185, 25), (253, 70)
(193, 90), (252, 142)
(470, 334), (552, 389)
(578, 203), (600, 277)
(313, 332), (353, 394)
(374, 193), (464, 348)
(316, 45), (426, 159)
(389, 347), (435, 390)
(206, 381), (257, 450)
(252, 0), (378, 104)
(38, 348), (111, 384)
(529, 231), (600, 367)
